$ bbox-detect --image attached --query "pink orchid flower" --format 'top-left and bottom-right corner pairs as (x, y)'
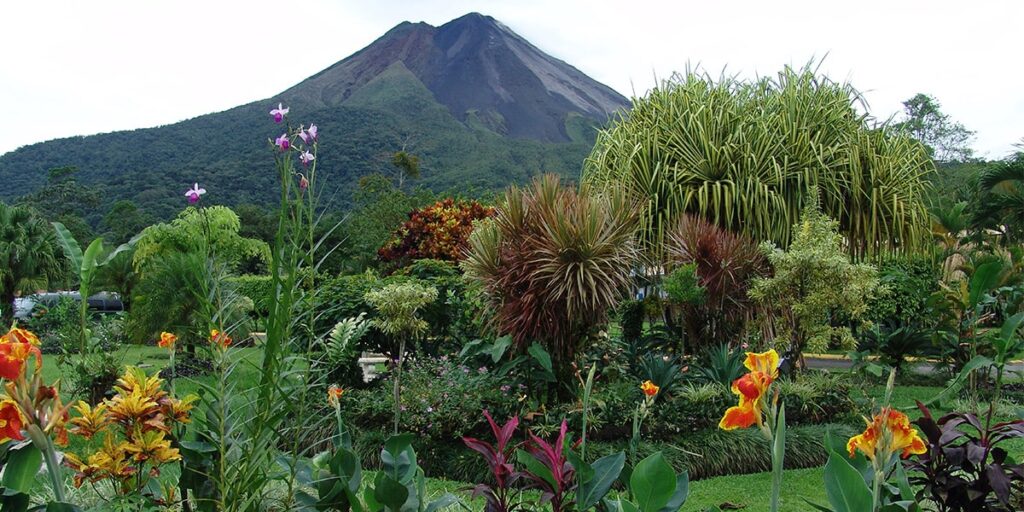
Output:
(297, 125), (310, 144)
(185, 183), (206, 204)
(299, 175), (309, 191)
(269, 103), (289, 123)
(299, 150), (315, 166)
(275, 133), (290, 151)
(306, 123), (318, 141)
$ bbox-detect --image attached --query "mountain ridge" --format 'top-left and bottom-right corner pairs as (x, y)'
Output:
(0, 13), (630, 218)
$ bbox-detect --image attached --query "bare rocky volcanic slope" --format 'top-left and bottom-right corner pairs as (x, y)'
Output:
(0, 13), (630, 217)
(281, 12), (629, 142)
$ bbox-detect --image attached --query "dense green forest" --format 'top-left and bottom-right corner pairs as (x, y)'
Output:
(0, 64), (597, 221)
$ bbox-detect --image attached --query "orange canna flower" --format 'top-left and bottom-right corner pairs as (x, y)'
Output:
(209, 329), (232, 349)
(158, 332), (177, 350)
(2, 327), (40, 346)
(328, 385), (344, 406)
(640, 380), (660, 398)
(0, 398), (26, 443)
(847, 407), (927, 460)
(0, 342), (41, 380)
(719, 349), (780, 431)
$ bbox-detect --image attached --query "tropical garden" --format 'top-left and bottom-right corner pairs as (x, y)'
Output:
(0, 65), (1023, 512)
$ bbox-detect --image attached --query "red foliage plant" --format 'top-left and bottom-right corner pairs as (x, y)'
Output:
(378, 199), (494, 265)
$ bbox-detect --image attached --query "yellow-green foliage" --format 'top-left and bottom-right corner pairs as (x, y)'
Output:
(583, 64), (933, 263)
(133, 205), (270, 271)
(749, 195), (880, 356)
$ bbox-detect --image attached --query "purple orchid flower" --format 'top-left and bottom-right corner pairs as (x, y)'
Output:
(274, 133), (290, 151)
(299, 150), (314, 166)
(297, 125), (310, 144)
(185, 183), (206, 204)
(306, 123), (318, 141)
(269, 103), (289, 123)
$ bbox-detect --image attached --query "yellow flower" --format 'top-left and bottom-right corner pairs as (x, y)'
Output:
(719, 349), (780, 431)
(640, 380), (659, 398)
(68, 401), (110, 440)
(328, 385), (344, 407)
(2, 327), (40, 346)
(158, 332), (177, 350)
(847, 407), (927, 460)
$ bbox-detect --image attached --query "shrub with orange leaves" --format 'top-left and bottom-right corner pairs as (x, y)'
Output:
(378, 199), (494, 265)
(64, 366), (196, 495)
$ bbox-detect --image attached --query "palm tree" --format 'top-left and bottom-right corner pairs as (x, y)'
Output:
(583, 64), (934, 263)
(0, 203), (66, 324)
(976, 155), (1024, 243)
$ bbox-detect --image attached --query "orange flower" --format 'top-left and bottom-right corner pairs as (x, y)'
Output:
(847, 407), (927, 460)
(640, 380), (660, 398)
(328, 385), (344, 406)
(2, 327), (40, 346)
(158, 332), (177, 350)
(0, 342), (41, 380)
(209, 329), (232, 349)
(719, 349), (779, 431)
(0, 399), (26, 443)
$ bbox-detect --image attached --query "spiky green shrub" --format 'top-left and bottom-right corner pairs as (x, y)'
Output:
(583, 64), (933, 263)
(462, 174), (638, 375)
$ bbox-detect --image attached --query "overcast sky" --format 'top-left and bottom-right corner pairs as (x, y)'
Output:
(2, 0), (1021, 158)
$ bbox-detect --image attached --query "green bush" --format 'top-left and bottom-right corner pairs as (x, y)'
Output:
(867, 256), (941, 324)
(226, 275), (273, 317)
(617, 299), (645, 343)
(344, 356), (519, 443)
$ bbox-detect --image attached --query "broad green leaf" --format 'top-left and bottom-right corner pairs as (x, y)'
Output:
(424, 493), (460, 512)
(969, 261), (1003, 307)
(373, 473), (410, 511)
(630, 452), (676, 512)
(51, 222), (83, 271)
(80, 238), (105, 288)
(656, 472), (689, 512)
(517, 449), (556, 490)
(487, 335), (513, 363)
(1000, 313), (1024, 344)
(823, 452), (872, 512)
(578, 452), (625, 510)
(0, 492), (29, 512)
(381, 434), (417, 483)
(2, 443), (42, 494)
(527, 343), (555, 379)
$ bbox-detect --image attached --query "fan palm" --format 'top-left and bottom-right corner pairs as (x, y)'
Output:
(0, 203), (66, 324)
(583, 64), (933, 264)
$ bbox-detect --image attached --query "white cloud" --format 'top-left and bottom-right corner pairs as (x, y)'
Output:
(1, 0), (1019, 158)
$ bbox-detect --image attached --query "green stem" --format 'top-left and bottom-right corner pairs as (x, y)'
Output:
(38, 432), (66, 503)
(393, 337), (406, 435)
(870, 464), (884, 512)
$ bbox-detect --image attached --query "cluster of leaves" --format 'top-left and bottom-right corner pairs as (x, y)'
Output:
(584, 63), (934, 262)
(0, 203), (66, 324)
(665, 214), (766, 350)
(750, 194), (880, 361)
(463, 174), (638, 377)
(378, 199), (495, 266)
(905, 402), (1024, 511)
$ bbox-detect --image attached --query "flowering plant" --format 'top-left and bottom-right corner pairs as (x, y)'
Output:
(64, 366), (196, 504)
(0, 326), (72, 499)
(718, 349), (786, 512)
